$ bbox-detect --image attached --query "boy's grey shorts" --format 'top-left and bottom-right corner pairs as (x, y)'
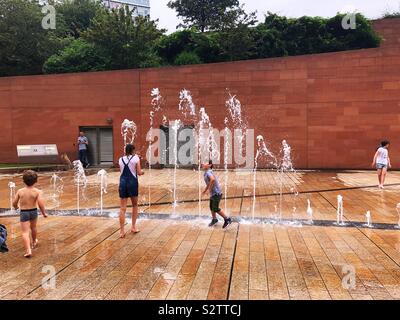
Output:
(20, 209), (38, 222)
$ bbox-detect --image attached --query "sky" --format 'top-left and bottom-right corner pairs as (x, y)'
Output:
(150, 0), (400, 33)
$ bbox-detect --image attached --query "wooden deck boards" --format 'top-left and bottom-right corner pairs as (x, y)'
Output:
(2, 170), (400, 225)
(1, 215), (399, 300)
(1, 169), (400, 300)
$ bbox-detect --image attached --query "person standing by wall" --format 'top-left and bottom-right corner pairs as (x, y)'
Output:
(77, 131), (90, 168)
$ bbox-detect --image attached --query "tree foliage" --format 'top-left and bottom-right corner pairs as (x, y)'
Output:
(167, 0), (253, 32)
(155, 29), (222, 64)
(83, 6), (164, 70)
(0, 0), (67, 76)
(43, 39), (107, 73)
(0, 0), (383, 76)
(55, 0), (103, 38)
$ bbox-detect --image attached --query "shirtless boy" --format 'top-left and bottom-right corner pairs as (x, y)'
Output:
(13, 170), (48, 258)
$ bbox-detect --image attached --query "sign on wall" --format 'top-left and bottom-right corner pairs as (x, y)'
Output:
(17, 145), (59, 163)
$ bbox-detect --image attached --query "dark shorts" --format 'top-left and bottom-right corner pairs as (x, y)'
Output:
(119, 177), (139, 198)
(20, 208), (38, 222)
(376, 163), (388, 169)
(210, 194), (222, 213)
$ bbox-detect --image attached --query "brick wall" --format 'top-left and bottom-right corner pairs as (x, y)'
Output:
(0, 18), (399, 169)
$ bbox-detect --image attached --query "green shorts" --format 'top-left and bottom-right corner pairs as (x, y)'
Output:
(210, 194), (222, 213)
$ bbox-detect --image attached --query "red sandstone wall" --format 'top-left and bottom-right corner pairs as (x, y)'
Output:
(0, 19), (399, 169)
(0, 70), (142, 163)
(373, 18), (400, 47)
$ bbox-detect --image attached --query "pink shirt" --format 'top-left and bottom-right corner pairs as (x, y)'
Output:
(119, 155), (140, 178)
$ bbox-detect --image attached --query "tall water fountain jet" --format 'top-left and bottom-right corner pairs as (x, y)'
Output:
(121, 119), (137, 148)
(8, 182), (16, 214)
(73, 160), (88, 215)
(252, 135), (277, 220)
(278, 140), (295, 220)
(281, 140), (294, 171)
(171, 119), (181, 215)
(197, 110), (207, 217)
(148, 88), (163, 210)
(50, 173), (63, 210)
(226, 93), (246, 155)
(226, 93), (244, 128)
(97, 169), (108, 215)
(198, 108), (220, 163)
(336, 195), (344, 225)
(179, 89), (196, 119)
(225, 93), (247, 215)
(365, 210), (372, 228)
(223, 118), (229, 214)
(306, 199), (313, 224)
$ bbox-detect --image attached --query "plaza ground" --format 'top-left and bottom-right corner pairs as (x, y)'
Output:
(1, 169), (400, 300)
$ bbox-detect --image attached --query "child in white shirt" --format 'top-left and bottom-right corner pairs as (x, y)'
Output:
(372, 140), (391, 189)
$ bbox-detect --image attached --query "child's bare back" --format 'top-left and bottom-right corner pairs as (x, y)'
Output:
(16, 187), (42, 210)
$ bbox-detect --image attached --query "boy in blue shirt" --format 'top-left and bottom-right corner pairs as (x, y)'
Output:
(202, 161), (232, 229)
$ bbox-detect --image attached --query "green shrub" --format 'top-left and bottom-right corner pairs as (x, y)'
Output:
(174, 51), (202, 65)
(43, 39), (107, 74)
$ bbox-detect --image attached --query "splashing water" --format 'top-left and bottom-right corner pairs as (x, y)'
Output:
(198, 107), (220, 161)
(226, 93), (243, 128)
(151, 88), (162, 111)
(365, 210), (372, 227)
(171, 120), (181, 215)
(73, 160), (87, 215)
(223, 118), (229, 214)
(8, 182), (16, 214)
(224, 93), (247, 215)
(281, 140), (294, 171)
(179, 89), (196, 118)
(121, 119), (137, 148)
(306, 199), (313, 224)
(148, 88), (164, 211)
(97, 169), (108, 215)
(278, 140), (295, 220)
(225, 93), (246, 155)
(336, 195), (344, 225)
(50, 173), (63, 210)
(197, 107), (220, 216)
(252, 135), (277, 220)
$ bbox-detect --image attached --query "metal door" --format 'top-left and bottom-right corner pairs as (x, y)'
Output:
(99, 128), (113, 164)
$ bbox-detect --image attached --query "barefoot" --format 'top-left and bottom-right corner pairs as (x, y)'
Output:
(130, 228), (140, 234)
(32, 239), (39, 249)
(120, 230), (126, 238)
(24, 251), (32, 258)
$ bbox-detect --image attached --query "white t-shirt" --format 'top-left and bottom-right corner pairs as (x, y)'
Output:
(376, 147), (388, 165)
(119, 155), (140, 178)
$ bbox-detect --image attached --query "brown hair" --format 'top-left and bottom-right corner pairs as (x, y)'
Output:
(125, 143), (135, 155)
(23, 170), (38, 187)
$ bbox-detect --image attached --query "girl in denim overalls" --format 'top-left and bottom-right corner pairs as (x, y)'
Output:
(119, 144), (144, 238)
